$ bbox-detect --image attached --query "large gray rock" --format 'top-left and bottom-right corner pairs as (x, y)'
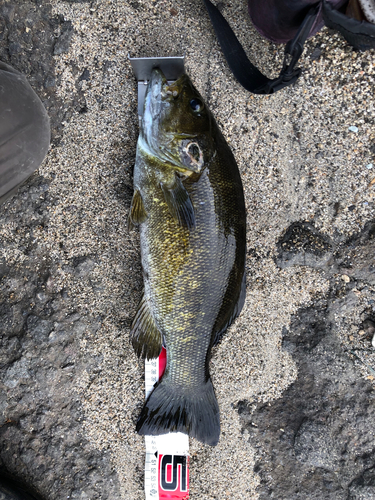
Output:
(239, 221), (375, 499)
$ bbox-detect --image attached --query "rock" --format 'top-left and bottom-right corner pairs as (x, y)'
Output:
(3, 358), (30, 389)
(238, 302), (375, 500)
(53, 21), (74, 55)
(348, 126), (359, 133)
(0, 176), (121, 498)
(275, 222), (334, 271)
(238, 220), (375, 499)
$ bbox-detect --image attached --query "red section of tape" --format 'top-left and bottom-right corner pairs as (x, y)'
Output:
(159, 346), (167, 378)
(158, 454), (189, 499)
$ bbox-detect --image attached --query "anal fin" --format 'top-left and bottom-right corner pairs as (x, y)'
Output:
(130, 295), (163, 360)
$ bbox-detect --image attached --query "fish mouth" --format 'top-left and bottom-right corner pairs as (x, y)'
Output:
(141, 68), (168, 148)
(143, 69), (168, 126)
(139, 68), (182, 167)
(139, 69), (199, 171)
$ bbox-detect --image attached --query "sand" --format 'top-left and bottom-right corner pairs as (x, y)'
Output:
(2, 0), (375, 498)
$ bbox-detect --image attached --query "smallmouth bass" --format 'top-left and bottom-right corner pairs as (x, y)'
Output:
(129, 68), (246, 446)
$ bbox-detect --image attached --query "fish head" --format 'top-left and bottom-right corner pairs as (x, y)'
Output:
(140, 68), (214, 176)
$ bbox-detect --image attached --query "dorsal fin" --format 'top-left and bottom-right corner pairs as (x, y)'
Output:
(211, 270), (246, 346)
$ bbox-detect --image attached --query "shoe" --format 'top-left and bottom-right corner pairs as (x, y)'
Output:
(0, 62), (50, 205)
(0, 474), (43, 500)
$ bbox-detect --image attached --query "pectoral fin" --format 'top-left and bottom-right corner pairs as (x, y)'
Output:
(130, 295), (163, 360)
(161, 175), (195, 230)
(128, 189), (147, 229)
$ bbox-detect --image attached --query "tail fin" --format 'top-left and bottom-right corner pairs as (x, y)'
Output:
(136, 378), (220, 446)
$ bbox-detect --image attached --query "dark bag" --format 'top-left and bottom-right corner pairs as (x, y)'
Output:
(323, 0), (375, 50)
(247, 0), (342, 43)
(203, 0), (375, 95)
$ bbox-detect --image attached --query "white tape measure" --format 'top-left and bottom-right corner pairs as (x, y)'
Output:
(144, 348), (189, 500)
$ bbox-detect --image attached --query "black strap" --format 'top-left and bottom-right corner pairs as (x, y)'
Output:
(203, 0), (320, 94)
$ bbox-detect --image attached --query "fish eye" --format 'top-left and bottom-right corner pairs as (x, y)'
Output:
(190, 98), (204, 113)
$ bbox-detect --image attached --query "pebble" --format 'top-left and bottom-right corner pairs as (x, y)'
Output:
(367, 163), (373, 169)
(341, 274), (350, 283)
(348, 126), (359, 133)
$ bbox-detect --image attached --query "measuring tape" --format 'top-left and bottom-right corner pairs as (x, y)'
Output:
(144, 348), (190, 500)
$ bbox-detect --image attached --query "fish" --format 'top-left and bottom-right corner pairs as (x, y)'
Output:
(129, 68), (246, 446)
